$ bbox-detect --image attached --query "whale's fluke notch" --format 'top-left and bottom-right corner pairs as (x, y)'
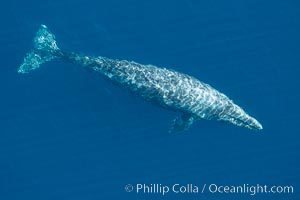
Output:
(18, 25), (60, 74)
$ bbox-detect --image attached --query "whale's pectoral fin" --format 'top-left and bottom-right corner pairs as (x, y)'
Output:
(169, 114), (195, 133)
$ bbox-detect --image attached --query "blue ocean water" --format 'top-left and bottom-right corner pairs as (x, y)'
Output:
(0, 0), (299, 199)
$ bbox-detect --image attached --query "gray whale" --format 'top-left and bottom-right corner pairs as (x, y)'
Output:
(18, 25), (263, 132)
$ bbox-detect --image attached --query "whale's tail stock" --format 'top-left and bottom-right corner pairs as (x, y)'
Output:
(18, 25), (60, 74)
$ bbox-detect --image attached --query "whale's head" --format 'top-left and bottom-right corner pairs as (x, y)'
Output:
(227, 115), (263, 131)
(219, 103), (263, 131)
(245, 117), (263, 130)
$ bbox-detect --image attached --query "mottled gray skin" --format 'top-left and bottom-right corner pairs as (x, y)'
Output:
(59, 51), (263, 132)
(18, 25), (263, 132)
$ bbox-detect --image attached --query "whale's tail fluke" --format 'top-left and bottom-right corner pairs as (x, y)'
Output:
(18, 25), (60, 74)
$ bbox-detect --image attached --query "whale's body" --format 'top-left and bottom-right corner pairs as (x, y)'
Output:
(18, 25), (263, 132)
